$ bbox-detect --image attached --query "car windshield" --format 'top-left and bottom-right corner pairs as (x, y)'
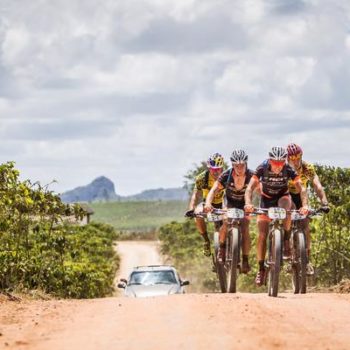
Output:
(129, 270), (177, 286)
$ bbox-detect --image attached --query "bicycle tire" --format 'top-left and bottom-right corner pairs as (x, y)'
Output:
(214, 231), (227, 292)
(298, 231), (307, 294)
(227, 227), (240, 293)
(212, 231), (219, 274)
(268, 228), (282, 297)
(217, 262), (227, 293)
(292, 232), (300, 294)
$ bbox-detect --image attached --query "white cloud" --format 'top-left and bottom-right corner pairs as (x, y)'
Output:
(0, 0), (349, 195)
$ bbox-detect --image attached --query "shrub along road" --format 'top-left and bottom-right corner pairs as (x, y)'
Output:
(1, 242), (350, 350)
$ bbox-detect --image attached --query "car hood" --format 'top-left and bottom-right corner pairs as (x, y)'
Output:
(125, 284), (181, 298)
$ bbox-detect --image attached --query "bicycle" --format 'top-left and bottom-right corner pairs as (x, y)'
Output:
(204, 208), (245, 293)
(287, 208), (323, 294)
(252, 207), (287, 297)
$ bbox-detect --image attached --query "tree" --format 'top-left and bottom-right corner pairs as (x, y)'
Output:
(310, 165), (350, 285)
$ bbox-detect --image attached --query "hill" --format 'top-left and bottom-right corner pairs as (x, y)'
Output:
(60, 176), (118, 203)
(123, 187), (188, 201)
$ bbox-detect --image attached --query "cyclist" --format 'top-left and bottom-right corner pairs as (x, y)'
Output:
(287, 143), (330, 275)
(244, 146), (308, 286)
(185, 153), (225, 256)
(205, 149), (253, 273)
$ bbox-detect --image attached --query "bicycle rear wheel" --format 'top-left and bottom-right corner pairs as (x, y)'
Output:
(292, 231), (307, 294)
(267, 229), (282, 297)
(292, 232), (300, 294)
(298, 231), (307, 293)
(227, 227), (240, 293)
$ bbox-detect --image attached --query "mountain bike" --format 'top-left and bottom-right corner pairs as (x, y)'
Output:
(253, 207), (287, 297)
(287, 208), (323, 294)
(210, 208), (245, 293)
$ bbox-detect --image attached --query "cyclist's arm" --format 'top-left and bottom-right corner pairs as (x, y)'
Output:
(294, 178), (308, 207)
(245, 176), (259, 206)
(312, 174), (328, 205)
(205, 181), (223, 209)
(188, 189), (202, 210)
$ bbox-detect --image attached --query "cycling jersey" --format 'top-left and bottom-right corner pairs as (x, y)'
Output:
(254, 160), (299, 198)
(194, 170), (224, 205)
(288, 161), (316, 194)
(218, 168), (254, 209)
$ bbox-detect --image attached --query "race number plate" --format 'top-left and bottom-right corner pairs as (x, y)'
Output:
(268, 207), (286, 220)
(207, 213), (224, 222)
(291, 211), (306, 220)
(226, 208), (245, 219)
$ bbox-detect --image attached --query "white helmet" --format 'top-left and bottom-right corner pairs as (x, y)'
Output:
(230, 149), (248, 164)
(268, 146), (288, 161)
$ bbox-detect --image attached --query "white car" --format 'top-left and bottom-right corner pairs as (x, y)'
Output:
(117, 265), (190, 298)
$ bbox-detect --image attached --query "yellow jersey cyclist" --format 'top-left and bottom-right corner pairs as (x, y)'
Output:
(205, 149), (253, 273)
(185, 153), (225, 256)
(286, 143), (330, 275)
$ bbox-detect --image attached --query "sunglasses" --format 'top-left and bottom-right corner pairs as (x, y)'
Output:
(209, 168), (222, 173)
(270, 159), (285, 166)
(288, 154), (302, 161)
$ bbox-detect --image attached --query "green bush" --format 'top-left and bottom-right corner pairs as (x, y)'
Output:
(0, 162), (119, 298)
(310, 165), (350, 286)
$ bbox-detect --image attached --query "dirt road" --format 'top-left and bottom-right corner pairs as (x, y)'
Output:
(1, 241), (350, 350)
(115, 240), (163, 282)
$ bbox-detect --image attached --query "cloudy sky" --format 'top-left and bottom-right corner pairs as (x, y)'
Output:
(0, 0), (349, 195)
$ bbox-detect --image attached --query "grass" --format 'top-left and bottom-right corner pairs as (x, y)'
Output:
(90, 200), (187, 231)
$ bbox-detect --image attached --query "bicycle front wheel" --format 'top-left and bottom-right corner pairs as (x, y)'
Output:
(227, 227), (240, 293)
(268, 228), (282, 297)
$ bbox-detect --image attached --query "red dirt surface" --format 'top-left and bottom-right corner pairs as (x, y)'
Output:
(1, 293), (350, 350)
(1, 241), (350, 350)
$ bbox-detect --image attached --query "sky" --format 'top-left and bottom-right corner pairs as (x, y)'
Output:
(0, 0), (349, 195)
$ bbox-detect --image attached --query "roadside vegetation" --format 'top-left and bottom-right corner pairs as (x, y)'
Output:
(0, 162), (119, 299)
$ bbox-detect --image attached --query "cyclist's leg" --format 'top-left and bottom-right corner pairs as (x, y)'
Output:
(217, 220), (227, 262)
(194, 203), (211, 256)
(278, 194), (292, 231)
(255, 196), (275, 285)
(219, 220), (228, 245)
(256, 217), (269, 285)
(278, 195), (292, 257)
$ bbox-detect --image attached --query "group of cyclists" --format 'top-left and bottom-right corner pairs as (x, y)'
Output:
(185, 144), (330, 287)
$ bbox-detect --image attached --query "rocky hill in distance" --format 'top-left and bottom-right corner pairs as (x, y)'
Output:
(60, 176), (189, 203)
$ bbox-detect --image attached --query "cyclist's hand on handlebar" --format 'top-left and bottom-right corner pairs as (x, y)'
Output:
(320, 204), (330, 213)
(299, 206), (309, 216)
(244, 204), (254, 214)
(204, 204), (213, 213)
(184, 209), (195, 218)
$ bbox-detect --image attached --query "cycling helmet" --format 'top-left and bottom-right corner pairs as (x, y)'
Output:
(287, 143), (303, 156)
(268, 146), (288, 161)
(230, 149), (248, 164)
(207, 153), (224, 169)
